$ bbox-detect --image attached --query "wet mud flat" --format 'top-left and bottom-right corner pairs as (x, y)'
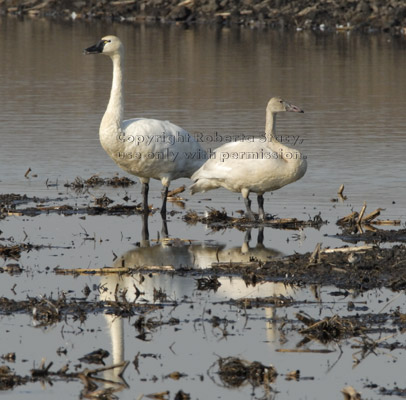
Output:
(1, 178), (406, 399)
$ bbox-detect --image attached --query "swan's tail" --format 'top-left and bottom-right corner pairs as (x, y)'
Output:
(190, 179), (219, 195)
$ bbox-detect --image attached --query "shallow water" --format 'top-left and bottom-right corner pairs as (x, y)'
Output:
(1, 18), (406, 218)
(0, 16), (405, 400)
(1, 253), (406, 400)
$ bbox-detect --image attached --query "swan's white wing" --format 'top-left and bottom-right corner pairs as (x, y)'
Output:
(190, 140), (303, 194)
(106, 118), (206, 181)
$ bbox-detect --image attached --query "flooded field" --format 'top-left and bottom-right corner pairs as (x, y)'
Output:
(1, 16), (406, 400)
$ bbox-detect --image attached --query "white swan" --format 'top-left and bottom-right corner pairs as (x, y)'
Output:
(84, 35), (205, 218)
(190, 97), (307, 220)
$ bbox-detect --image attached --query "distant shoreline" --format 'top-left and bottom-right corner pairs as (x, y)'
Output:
(2, 0), (406, 35)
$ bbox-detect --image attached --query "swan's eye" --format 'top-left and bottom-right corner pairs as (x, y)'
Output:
(103, 40), (111, 44)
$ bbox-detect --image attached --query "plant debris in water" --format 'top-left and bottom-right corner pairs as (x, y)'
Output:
(0, 193), (42, 207)
(94, 194), (114, 207)
(336, 228), (406, 244)
(211, 244), (406, 291)
(216, 356), (277, 388)
(0, 243), (41, 260)
(195, 276), (221, 291)
(297, 313), (364, 344)
(2, 203), (144, 217)
(64, 175), (135, 189)
(0, 294), (161, 325)
(0, 356), (130, 397)
(183, 208), (326, 230)
(79, 349), (110, 365)
(232, 294), (295, 309)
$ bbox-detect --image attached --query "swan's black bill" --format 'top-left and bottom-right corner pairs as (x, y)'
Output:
(286, 103), (304, 113)
(83, 40), (105, 55)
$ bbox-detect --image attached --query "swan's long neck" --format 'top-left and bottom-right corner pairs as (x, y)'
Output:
(262, 105), (307, 182)
(265, 109), (304, 168)
(265, 109), (277, 143)
(101, 52), (124, 133)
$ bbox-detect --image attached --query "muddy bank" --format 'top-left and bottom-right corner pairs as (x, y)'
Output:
(2, 0), (406, 34)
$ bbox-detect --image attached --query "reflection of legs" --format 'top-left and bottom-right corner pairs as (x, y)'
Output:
(142, 182), (149, 214)
(257, 194), (265, 220)
(161, 218), (169, 238)
(241, 228), (252, 253)
(244, 229), (252, 244)
(142, 212), (149, 241)
(257, 226), (264, 245)
(160, 186), (169, 219)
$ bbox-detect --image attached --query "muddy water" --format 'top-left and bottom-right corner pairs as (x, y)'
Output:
(0, 16), (406, 400)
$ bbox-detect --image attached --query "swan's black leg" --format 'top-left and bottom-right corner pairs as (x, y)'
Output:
(244, 196), (255, 220)
(160, 186), (169, 219)
(257, 194), (265, 221)
(142, 182), (149, 214)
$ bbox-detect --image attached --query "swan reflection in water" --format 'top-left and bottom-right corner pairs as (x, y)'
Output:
(99, 215), (293, 388)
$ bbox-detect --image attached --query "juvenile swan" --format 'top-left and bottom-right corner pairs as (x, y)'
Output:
(84, 35), (205, 217)
(190, 97), (307, 220)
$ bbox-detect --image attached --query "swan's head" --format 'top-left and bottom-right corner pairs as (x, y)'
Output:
(267, 97), (304, 114)
(84, 35), (123, 57)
